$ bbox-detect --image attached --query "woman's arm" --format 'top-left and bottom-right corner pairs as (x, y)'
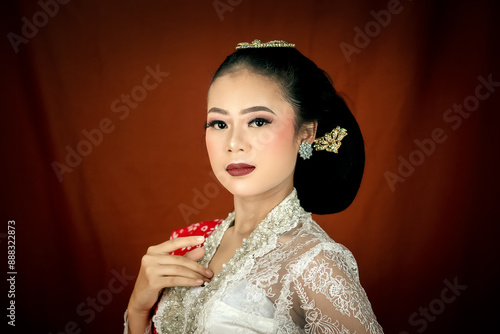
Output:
(125, 236), (214, 333)
(125, 308), (151, 334)
(293, 249), (383, 334)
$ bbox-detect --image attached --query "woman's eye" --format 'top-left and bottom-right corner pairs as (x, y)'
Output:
(206, 120), (227, 130)
(249, 118), (272, 128)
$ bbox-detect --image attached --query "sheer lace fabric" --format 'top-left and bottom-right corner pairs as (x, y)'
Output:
(152, 190), (383, 333)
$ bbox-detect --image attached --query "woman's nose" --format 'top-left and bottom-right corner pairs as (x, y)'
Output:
(227, 128), (248, 152)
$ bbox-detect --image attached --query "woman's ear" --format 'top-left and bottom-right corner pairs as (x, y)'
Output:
(301, 122), (318, 144)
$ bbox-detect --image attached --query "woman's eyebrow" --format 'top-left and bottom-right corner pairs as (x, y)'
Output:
(241, 106), (276, 115)
(207, 106), (276, 115)
(207, 107), (228, 115)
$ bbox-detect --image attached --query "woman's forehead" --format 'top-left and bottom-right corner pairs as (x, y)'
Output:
(208, 70), (287, 108)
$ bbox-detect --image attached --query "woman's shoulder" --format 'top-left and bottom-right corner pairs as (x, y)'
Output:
(169, 219), (224, 255)
(282, 219), (361, 281)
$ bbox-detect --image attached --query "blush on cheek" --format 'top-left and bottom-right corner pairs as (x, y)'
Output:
(205, 133), (218, 157)
(265, 118), (297, 152)
(205, 134), (220, 170)
(205, 135), (228, 186)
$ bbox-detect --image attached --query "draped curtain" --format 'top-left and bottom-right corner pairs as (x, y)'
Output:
(2, 0), (498, 332)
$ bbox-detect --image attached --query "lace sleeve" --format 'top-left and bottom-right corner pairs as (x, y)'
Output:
(292, 249), (383, 334)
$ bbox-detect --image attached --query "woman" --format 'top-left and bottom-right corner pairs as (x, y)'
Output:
(125, 40), (383, 334)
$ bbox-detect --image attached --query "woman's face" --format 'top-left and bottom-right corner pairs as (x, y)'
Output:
(206, 69), (306, 199)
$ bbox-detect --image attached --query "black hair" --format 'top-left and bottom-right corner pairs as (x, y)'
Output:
(210, 46), (365, 214)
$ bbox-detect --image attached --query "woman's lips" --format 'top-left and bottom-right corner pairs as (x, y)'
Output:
(226, 163), (256, 176)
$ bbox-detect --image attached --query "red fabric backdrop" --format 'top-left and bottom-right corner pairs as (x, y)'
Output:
(2, 0), (499, 332)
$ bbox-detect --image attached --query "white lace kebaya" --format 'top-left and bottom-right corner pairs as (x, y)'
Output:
(150, 189), (383, 333)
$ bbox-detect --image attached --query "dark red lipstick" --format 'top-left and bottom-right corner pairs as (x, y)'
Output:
(226, 163), (255, 176)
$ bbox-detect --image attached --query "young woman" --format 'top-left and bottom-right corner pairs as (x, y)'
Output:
(125, 40), (383, 334)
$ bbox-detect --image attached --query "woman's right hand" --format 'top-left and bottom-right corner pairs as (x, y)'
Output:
(126, 236), (213, 333)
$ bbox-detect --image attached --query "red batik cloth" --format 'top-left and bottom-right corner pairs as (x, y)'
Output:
(152, 219), (223, 334)
(168, 219), (223, 255)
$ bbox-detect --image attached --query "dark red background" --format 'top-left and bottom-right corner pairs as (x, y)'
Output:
(2, 0), (499, 333)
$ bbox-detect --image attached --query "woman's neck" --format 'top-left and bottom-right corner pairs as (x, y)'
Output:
(231, 183), (294, 238)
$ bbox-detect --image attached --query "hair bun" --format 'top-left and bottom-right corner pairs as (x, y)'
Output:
(294, 97), (365, 215)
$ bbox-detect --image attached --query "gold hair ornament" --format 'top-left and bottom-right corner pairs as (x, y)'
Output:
(236, 39), (295, 50)
(313, 126), (348, 154)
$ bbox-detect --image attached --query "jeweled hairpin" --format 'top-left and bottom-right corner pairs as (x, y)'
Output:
(313, 126), (348, 154)
(236, 39), (295, 50)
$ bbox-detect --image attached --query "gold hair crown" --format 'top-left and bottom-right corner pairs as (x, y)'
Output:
(313, 126), (348, 154)
(236, 39), (295, 50)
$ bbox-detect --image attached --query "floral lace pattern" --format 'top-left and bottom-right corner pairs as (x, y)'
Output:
(152, 189), (383, 334)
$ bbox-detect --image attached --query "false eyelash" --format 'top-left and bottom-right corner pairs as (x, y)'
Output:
(205, 120), (226, 129)
(249, 118), (272, 126)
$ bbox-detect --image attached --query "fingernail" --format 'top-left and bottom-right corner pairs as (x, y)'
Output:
(196, 279), (204, 285)
(195, 236), (204, 243)
(206, 269), (213, 277)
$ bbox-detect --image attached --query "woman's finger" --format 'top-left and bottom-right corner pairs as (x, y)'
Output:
(148, 236), (205, 255)
(184, 247), (205, 262)
(142, 252), (213, 279)
(150, 263), (210, 281)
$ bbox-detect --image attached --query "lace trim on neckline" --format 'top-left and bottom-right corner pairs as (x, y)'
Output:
(153, 189), (306, 333)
